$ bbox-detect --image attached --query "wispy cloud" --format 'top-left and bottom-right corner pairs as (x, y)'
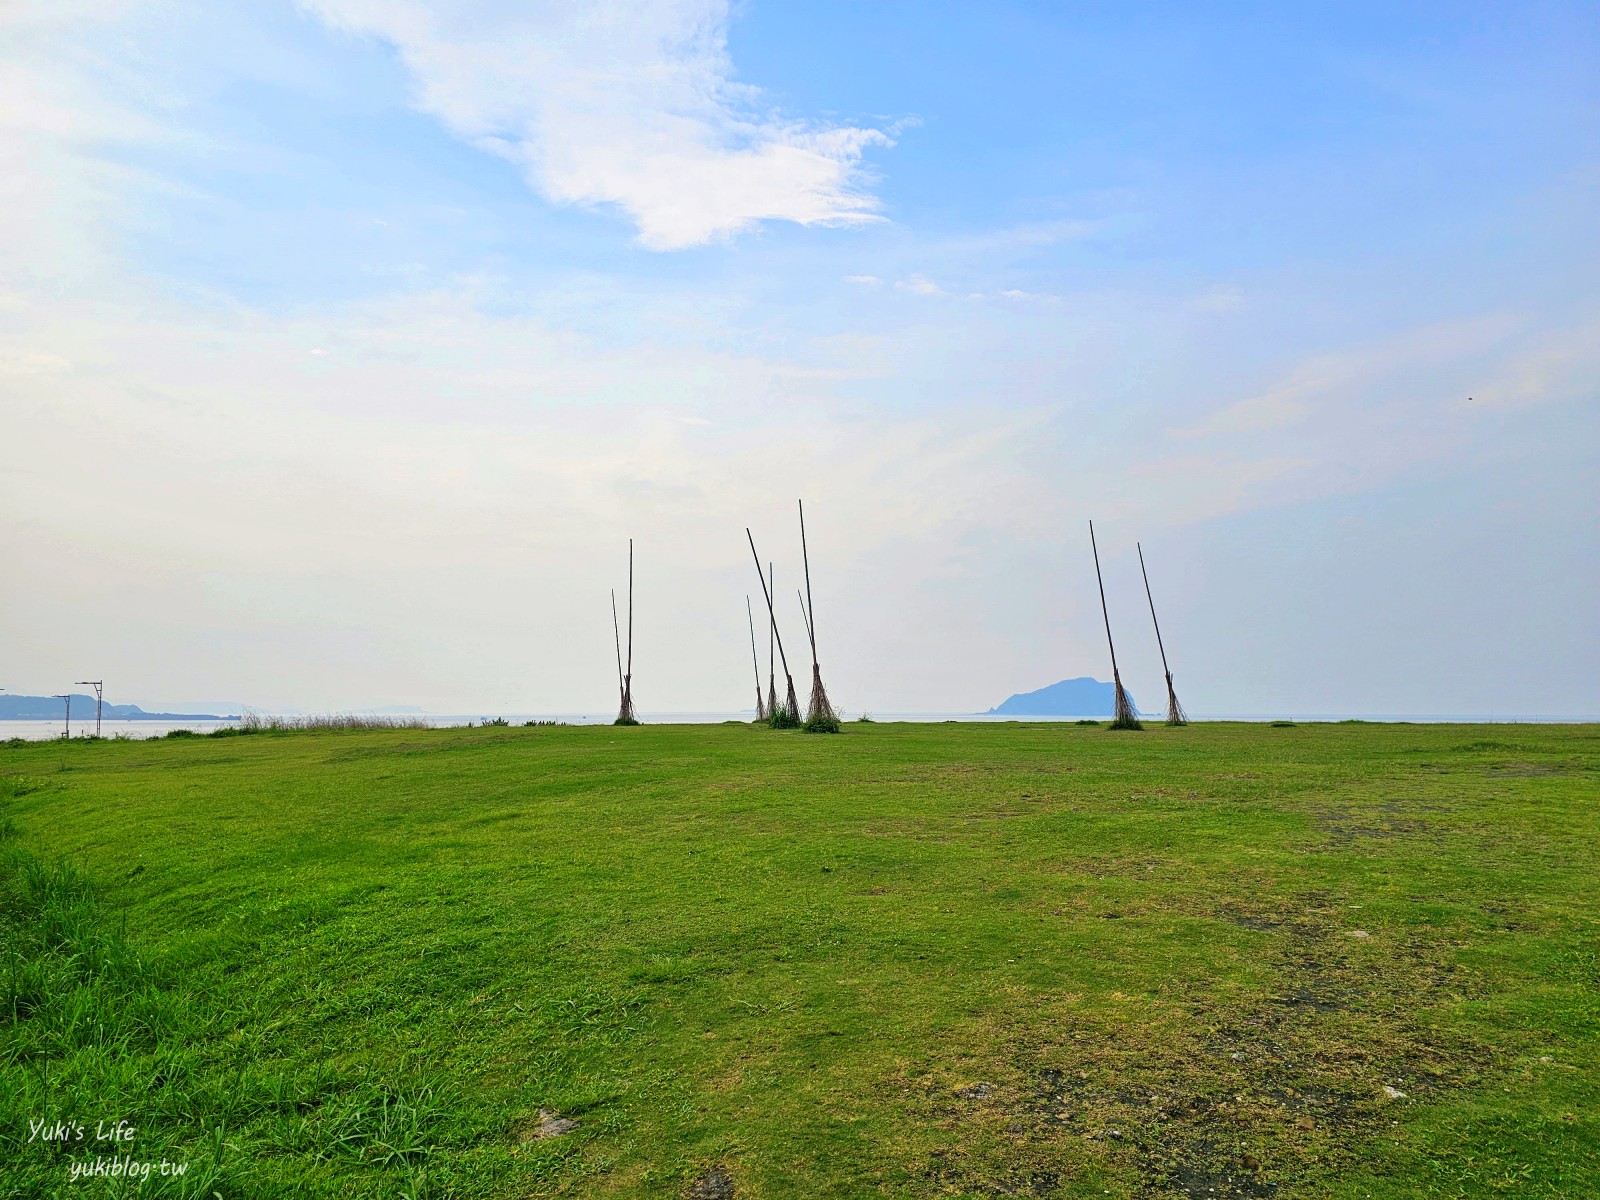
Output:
(1464, 315), (1600, 409)
(299, 0), (894, 250)
(1171, 314), (1523, 441)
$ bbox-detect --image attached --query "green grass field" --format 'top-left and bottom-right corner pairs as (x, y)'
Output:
(3, 721), (1597, 1198)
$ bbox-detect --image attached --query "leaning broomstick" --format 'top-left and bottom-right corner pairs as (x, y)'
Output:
(797, 499), (840, 732)
(747, 596), (768, 721)
(1089, 521), (1141, 730)
(610, 589), (630, 721)
(1137, 542), (1187, 726)
(765, 564), (779, 722)
(747, 530), (800, 727)
(613, 539), (638, 725)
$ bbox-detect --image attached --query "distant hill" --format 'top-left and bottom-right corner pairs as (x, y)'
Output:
(987, 677), (1136, 717)
(0, 694), (230, 721)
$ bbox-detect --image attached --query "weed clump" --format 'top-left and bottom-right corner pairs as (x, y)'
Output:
(239, 712), (431, 733)
(804, 716), (842, 733)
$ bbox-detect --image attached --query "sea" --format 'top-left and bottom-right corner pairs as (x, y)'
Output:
(2, 711), (1595, 742)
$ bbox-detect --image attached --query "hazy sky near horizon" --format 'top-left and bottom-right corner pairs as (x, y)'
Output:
(3, 0), (1597, 716)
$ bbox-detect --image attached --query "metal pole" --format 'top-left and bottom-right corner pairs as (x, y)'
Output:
(77, 680), (103, 737)
(56, 694), (71, 739)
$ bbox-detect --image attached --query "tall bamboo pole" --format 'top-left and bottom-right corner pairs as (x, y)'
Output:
(626, 538), (634, 688)
(613, 539), (638, 724)
(799, 500), (819, 665)
(766, 562), (778, 721)
(797, 499), (840, 730)
(747, 596), (767, 720)
(747, 530), (799, 726)
(611, 589), (625, 701)
(1137, 542), (1187, 725)
(1090, 521), (1142, 730)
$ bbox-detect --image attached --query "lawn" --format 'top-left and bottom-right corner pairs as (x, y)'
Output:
(2, 721), (1597, 1198)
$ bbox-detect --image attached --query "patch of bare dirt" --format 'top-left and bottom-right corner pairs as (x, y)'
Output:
(902, 898), (1488, 1198)
(687, 1165), (735, 1199)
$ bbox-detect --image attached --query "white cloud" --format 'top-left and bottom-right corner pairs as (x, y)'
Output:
(299, 0), (893, 249)
(844, 274), (882, 286)
(896, 275), (944, 296)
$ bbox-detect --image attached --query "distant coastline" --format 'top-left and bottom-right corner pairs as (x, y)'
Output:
(0, 694), (233, 721)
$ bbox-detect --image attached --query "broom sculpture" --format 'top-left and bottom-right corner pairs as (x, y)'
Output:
(1089, 520), (1142, 730)
(797, 499), (841, 733)
(747, 595), (768, 722)
(766, 563), (780, 723)
(747, 530), (801, 727)
(1138, 542), (1187, 726)
(612, 539), (638, 725)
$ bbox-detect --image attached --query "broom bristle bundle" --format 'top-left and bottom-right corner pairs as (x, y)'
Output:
(768, 675), (801, 729)
(1110, 670), (1143, 731)
(614, 677), (638, 725)
(804, 662), (841, 733)
(1165, 672), (1187, 726)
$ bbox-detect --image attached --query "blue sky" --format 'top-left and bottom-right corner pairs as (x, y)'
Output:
(3, 0), (1597, 715)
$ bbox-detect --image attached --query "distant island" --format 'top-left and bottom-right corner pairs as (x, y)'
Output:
(987, 677), (1137, 717)
(0, 694), (232, 721)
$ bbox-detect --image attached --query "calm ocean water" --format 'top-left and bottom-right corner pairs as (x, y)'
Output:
(3, 712), (1595, 742)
